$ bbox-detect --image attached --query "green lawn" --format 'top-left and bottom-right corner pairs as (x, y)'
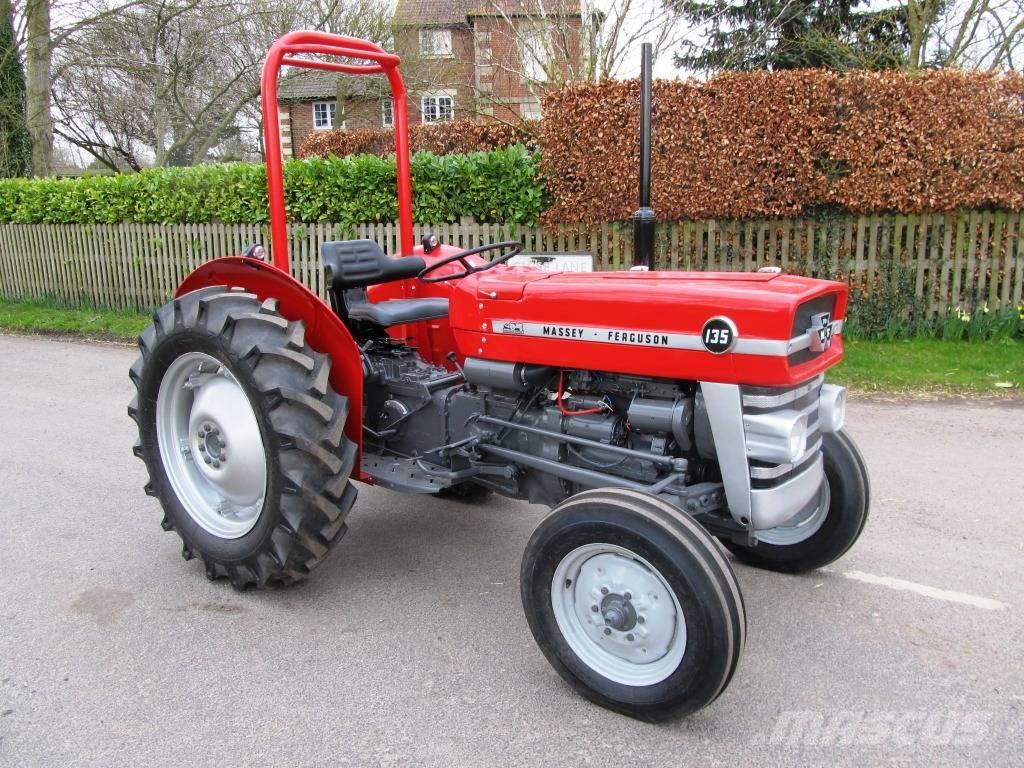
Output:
(0, 298), (150, 341)
(832, 338), (1022, 394)
(0, 299), (1020, 394)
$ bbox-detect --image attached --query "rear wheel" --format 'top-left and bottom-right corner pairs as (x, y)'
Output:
(521, 488), (745, 721)
(725, 429), (869, 574)
(128, 286), (358, 588)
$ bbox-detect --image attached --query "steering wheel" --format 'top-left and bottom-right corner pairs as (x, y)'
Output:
(417, 241), (522, 283)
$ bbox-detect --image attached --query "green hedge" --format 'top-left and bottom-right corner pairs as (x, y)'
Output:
(0, 145), (545, 227)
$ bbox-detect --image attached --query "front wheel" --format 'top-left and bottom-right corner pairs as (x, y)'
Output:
(521, 489), (745, 721)
(725, 429), (870, 574)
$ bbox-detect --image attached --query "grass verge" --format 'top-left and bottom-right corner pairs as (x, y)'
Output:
(0, 299), (1020, 394)
(0, 298), (150, 341)
(832, 338), (1022, 394)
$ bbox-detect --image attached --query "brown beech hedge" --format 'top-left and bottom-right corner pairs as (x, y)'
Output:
(540, 69), (1024, 223)
(301, 119), (538, 159)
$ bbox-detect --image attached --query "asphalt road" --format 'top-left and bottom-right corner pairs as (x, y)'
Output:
(1, 334), (1021, 768)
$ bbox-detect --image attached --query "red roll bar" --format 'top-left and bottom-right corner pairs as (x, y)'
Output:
(261, 31), (415, 272)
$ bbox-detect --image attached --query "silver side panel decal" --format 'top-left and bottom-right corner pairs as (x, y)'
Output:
(489, 319), (842, 358)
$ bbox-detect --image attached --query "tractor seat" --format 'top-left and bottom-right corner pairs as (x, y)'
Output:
(344, 291), (449, 327)
(322, 239), (449, 327)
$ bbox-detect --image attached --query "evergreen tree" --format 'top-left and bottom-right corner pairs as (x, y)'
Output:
(673, 0), (909, 72)
(0, 0), (31, 177)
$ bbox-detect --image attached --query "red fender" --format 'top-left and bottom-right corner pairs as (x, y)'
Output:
(176, 257), (368, 481)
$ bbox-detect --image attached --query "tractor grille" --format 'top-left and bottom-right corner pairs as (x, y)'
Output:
(788, 295), (837, 366)
(741, 374), (824, 489)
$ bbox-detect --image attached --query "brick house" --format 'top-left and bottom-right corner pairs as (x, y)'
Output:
(278, 0), (589, 156)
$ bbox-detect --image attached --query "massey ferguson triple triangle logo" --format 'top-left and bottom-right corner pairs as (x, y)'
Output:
(809, 312), (835, 352)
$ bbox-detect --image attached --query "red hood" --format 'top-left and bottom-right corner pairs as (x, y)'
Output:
(448, 267), (847, 387)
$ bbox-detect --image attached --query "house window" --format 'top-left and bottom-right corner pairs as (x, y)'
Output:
(521, 101), (542, 121)
(312, 101), (337, 130)
(520, 27), (552, 82)
(421, 92), (454, 124)
(419, 28), (453, 57)
(382, 99), (394, 128)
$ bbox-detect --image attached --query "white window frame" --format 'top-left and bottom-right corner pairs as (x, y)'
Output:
(519, 27), (552, 83)
(382, 99), (394, 128)
(421, 91), (455, 125)
(521, 100), (543, 121)
(419, 28), (453, 57)
(312, 101), (338, 131)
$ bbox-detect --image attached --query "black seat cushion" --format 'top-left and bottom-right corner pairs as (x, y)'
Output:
(323, 239), (425, 290)
(346, 295), (449, 327)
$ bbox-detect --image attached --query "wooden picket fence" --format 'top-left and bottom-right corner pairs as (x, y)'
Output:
(0, 212), (1022, 314)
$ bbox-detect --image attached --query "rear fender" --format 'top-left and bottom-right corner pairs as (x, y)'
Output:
(176, 257), (367, 480)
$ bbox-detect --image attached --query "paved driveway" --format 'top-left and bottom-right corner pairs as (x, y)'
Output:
(1, 334), (1021, 767)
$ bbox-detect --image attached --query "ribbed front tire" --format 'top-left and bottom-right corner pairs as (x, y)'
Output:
(128, 286), (358, 589)
(725, 429), (870, 574)
(521, 488), (745, 721)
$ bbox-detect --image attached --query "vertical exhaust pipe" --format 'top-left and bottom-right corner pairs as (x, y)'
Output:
(632, 42), (655, 270)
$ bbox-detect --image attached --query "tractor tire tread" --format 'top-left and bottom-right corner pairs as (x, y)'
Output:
(129, 286), (358, 590)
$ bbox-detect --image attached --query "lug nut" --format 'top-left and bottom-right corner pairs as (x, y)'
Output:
(203, 425), (211, 433)
(591, 605), (599, 613)
(212, 460), (220, 469)
(600, 587), (609, 595)
(637, 616), (646, 624)
(624, 592), (632, 600)
(626, 634), (635, 642)
(203, 456), (212, 465)
(603, 628), (611, 636)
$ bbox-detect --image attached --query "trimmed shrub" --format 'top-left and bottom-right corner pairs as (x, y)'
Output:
(300, 119), (538, 159)
(0, 146), (545, 226)
(540, 69), (1024, 224)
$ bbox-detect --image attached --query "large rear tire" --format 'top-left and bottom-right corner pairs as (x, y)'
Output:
(128, 286), (358, 589)
(724, 429), (870, 574)
(521, 488), (745, 721)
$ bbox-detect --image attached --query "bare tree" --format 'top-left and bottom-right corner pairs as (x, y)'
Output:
(22, 0), (152, 176)
(907, 0), (1024, 70)
(51, 0), (393, 170)
(23, 0), (49, 175)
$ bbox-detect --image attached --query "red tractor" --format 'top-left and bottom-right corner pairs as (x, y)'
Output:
(129, 33), (869, 721)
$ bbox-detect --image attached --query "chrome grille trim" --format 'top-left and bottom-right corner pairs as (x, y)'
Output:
(742, 374), (824, 409)
(742, 375), (825, 485)
(750, 435), (823, 480)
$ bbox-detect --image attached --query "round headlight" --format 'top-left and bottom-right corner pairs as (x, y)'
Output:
(819, 384), (847, 433)
(787, 415), (808, 461)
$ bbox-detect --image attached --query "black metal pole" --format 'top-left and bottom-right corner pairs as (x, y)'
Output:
(632, 42), (655, 270)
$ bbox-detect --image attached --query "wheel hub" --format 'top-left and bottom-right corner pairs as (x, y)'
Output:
(156, 352), (267, 539)
(600, 594), (637, 632)
(550, 544), (687, 687)
(198, 423), (226, 465)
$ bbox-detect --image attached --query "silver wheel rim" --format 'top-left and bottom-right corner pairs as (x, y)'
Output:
(156, 351), (267, 539)
(551, 543), (687, 687)
(755, 481), (831, 546)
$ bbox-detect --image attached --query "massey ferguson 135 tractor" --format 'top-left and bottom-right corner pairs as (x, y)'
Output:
(128, 33), (869, 721)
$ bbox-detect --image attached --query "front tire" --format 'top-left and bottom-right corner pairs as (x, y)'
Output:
(725, 429), (870, 574)
(521, 489), (745, 722)
(128, 286), (358, 588)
